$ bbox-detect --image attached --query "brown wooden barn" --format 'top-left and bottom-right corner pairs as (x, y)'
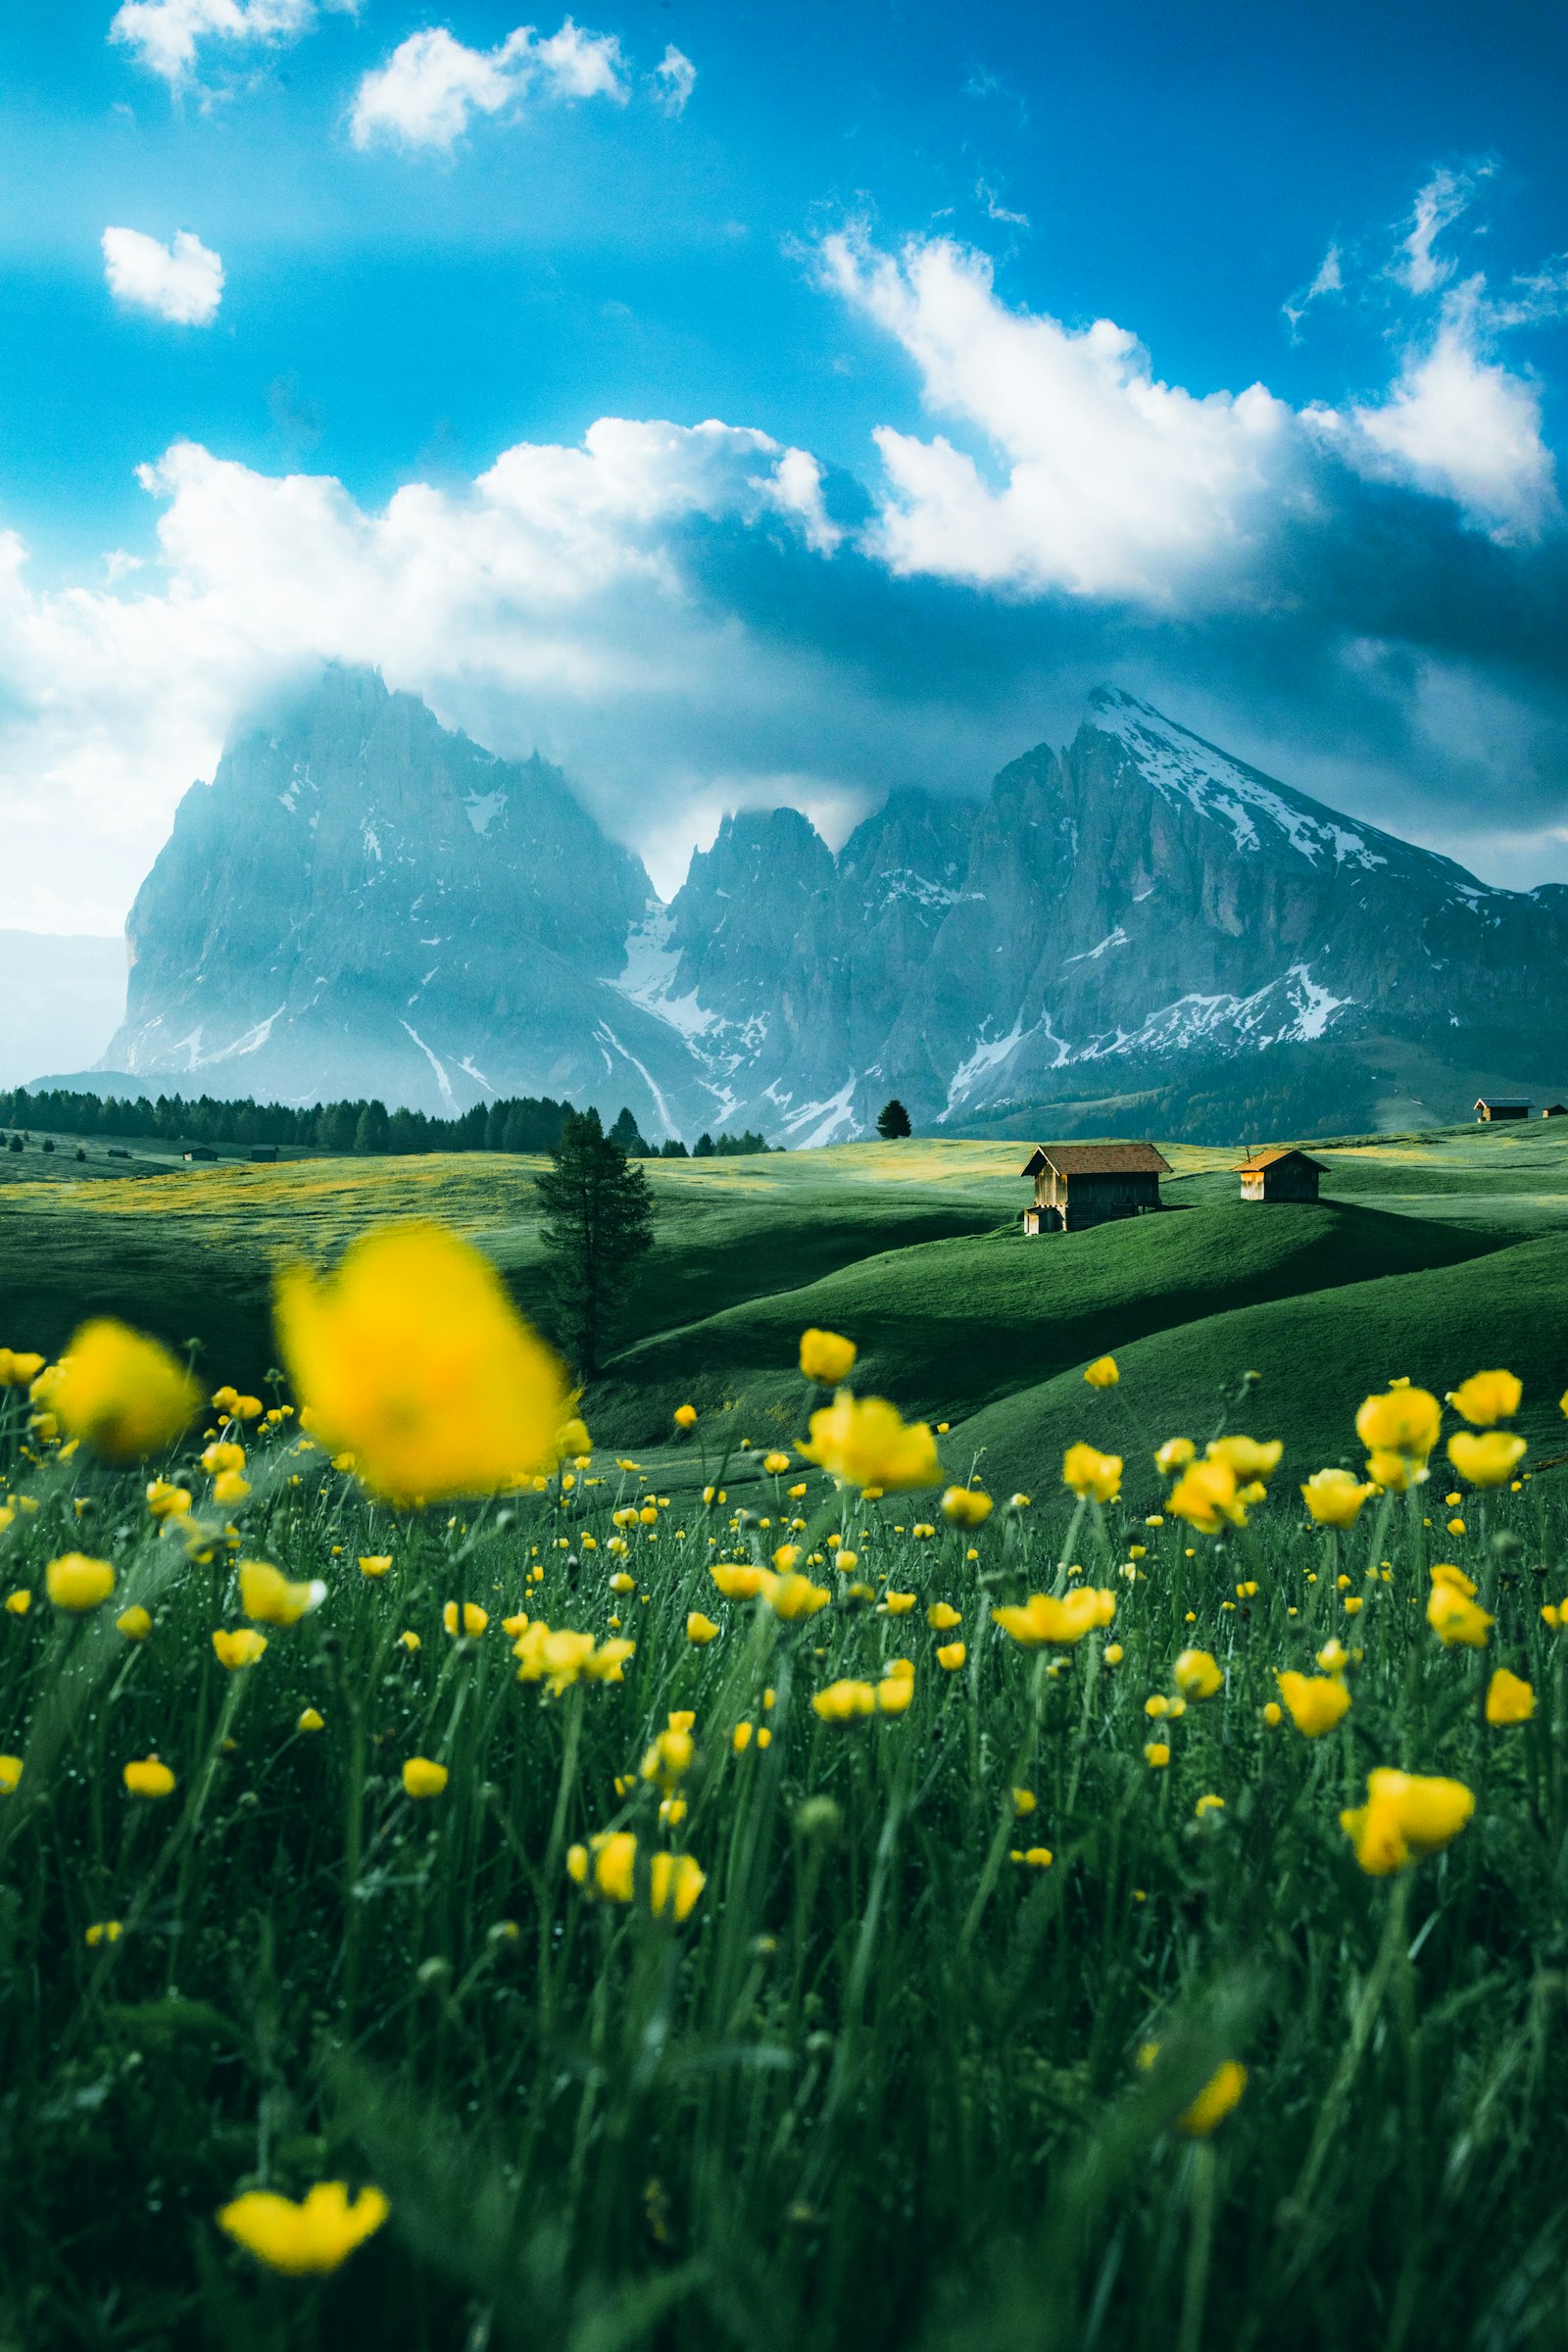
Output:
(1021, 1142), (1172, 1234)
(1476, 1099), (1532, 1121)
(1234, 1146), (1326, 1202)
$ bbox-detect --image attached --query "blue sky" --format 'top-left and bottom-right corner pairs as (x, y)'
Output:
(1, 0), (1566, 927)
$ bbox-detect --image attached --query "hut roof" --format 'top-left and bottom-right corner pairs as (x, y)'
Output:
(1020, 1142), (1172, 1179)
(1233, 1147), (1328, 1173)
(1476, 1098), (1532, 1109)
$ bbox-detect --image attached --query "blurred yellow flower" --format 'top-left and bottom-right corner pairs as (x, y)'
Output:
(1448, 1369), (1521, 1426)
(1172, 1648), (1222, 1700)
(1447, 1430), (1527, 1488)
(359, 1555), (391, 1578)
(84, 1919), (122, 1946)
(0, 1348), (44, 1387)
(1301, 1467), (1372, 1528)
(936, 1641), (966, 1670)
(116, 1604), (152, 1642)
(1341, 1768), (1473, 1874)
(1062, 1443), (1121, 1503)
(1144, 1742), (1170, 1769)
(1167, 1456), (1247, 1533)
(1207, 1435), (1282, 1483)
(812, 1679), (877, 1723)
(769, 1574), (830, 1621)
(297, 1706), (325, 1733)
(1356, 1386), (1441, 1478)
(41, 1321), (199, 1462)
(123, 1755), (175, 1798)
(1486, 1668), (1535, 1726)
(218, 2181), (389, 2276)
(1427, 1586), (1493, 1648)
(800, 1392), (939, 1492)
(239, 1559), (322, 1627)
(145, 1481), (191, 1522)
(403, 1756), (448, 1798)
(673, 1403), (698, 1430)
(928, 1601), (962, 1630)
(45, 1553), (115, 1613)
(992, 1588), (1115, 1646)
(1275, 1670), (1351, 1737)
(941, 1485), (993, 1528)
(442, 1601), (489, 1638)
(213, 1470), (251, 1508)
(0, 1755), (23, 1793)
(883, 1590), (916, 1614)
(1155, 1438), (1196, 1476)
(686, 1612), (719, 1644)
(213, 1628), (268, 1669)
(763, 1450), (792, 1475)
(1084, 1355), (1118, 1388)
(274, 1223), (570, 1506)
(800, 1328), (857, 1386)
(1177, 2061), (1248, 2136)
(566, 1832), (704, 1919)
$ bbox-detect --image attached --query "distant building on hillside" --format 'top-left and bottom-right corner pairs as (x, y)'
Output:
(249, 1146), (278, 1163)
(1021, 1142), (1172, 1234)
(1544, 1104), (1568, 1119)
(1476, 1099), (1532, 1121)
(1234, 1146), (1325, 1202)
(182, 1146), (218, 1162)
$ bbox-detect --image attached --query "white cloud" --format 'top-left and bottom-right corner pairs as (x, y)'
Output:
(652, 44), (697, 116)
(101, 226), (224, 325)
(109, 0), (359, 87)
(349, 18), (628, 152)
(820, 229), (1297, 598)
(1393, 168), (1478, 296)
(1284, 241), (1342, 332)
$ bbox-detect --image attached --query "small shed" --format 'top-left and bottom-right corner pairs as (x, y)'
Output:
(1477, 1099), (1532, 1121)
(249, 1146), (279, 1163)
(1021, 1142), (1172, 1234)
(1234, 1146), (1326, 1202)
(1544, 1104), (1568, 1119)
(182, 1146), (218, 1163)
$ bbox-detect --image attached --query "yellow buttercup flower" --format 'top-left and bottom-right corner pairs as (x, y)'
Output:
(0, 1348), (44, 1388)
(936, 1640), (966, 1670)
(1206, 1435), (1282, 1483)
(218, 2180), (389, 2276)
(941, 1486), (993, 1528)
(84, 1919), (122, 1946)
(566, 1833), (704, 1919)
(686, 1612), (719, 1644)
(1172, 1648), (1222, 1700)
(1341, 1768), (1474, 1874)
(673, 1403), (698, 1430)
(442, 1601), (490, 1638)
(213, 1628), (268, 1669)
(1448, 1369), (1522, 1427)
(1167, 1455), (1247, 1534)
(799, 1328), (857, 1386)
(145, 1480), (192, 1522)
(402, 1756), (449, 1799)
(928, 1601), (961, 1631)
(710, 1563), (775, 1601)
(40, 1321), (199, 1461)
(239, 1559), (323, 1627)
(1426, 1585), (1493, 1648)
(812, 1679), (877, 1723)
(1155, 1437), (1196, 1475)
(992, 1588), (1115, 1647)
(1301, 1467), (1372, 1528)
(359, 1555), (392, 1578)
(123, 1754), (175, 1799)
(883, 1590), (917, 1615)
(274, 1222), (571, 1506)
(1084, 1355), (1118, 1389)
(1356, 1386), (1441, 1480)
(1275, 1670), (1351, 1737)
(799, 1392), (939, 1492)
(45, 1553), (115, 1613)
(1177, 2060), (1248, 2136)
(297, 1706), (325, 1733)
(0, 1755), (24, 1794)
(762, 1450), (792, 1476)
(116, 1604), (152, 1642)
(1446, 1430), (1527, 1489)
(769, 1573), (831, 1621)
(514, 1623), (633, 1690)
(1062, 1443), (1121, 1503)
(1486, 1668), (1535, 1726)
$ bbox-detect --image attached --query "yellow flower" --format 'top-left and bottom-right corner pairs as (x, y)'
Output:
(1011, 1788), (1037, 1815)
(1275, 1670), (1351, 1737)
(442, 1601), (490, 1638)
(1172, 1648), (1222, 1700)
(936, 1641), (966, 1670)
(403, 1756), (448, 1799)
(812, 1679), (877, 1723)
(218, 2181), (389, 2276)
(1486, 1668), (1535, 1726)
(673, 1403), (698, 1430)
(1014, 1845), (1054, 1868)
(1341, 1767), (1474, 1874)
(239, 1559), (322, 1627)
(710, 1563), (774, 1602)
(116, 1604), (152, 1642)
(1155, 1437), (1196, 1475)
(686, 1612), (719, 1644)
(799, 1391), (940, 1492)
(213, 1469), (251, 1508)
(3, 1589), (29, 1617)
(649, 1851), (706, 1921)
(213, 1628), (268, 1669)
(1062, 1443), (1121, 1503)
(992, 1588), (1116, 1647)
(1431, 1561), (1477, 1595)
(1195, 1793), (1225, 1818)
(941, 1485), (993, 1528)
(1177, 2061), (1248, 2136)
(44, 1553), (115, 1613)
(297, 1706), (325, 1733)
(928, 1601), (962, 1630)
(800, 1328), (857, 1386)
(1446, 1430), (1527, 1488)
(41, 1321), (199, 1461)
(1356, 1386), (1441, 1476)
(84, 1920), (122, 1946)
(399, 1630), (420, 1652)
(0, 1755), (23, 1794)
(883, 1590), (917, 1615)
(641, 1726), (695, 1790)
(1426, 1585), (1493, 1648)
(763, 1450), (793, 1475)
(1144, 1741), (1170, 1769)
(201, 1441), (246, 1477)
(1207, 1435), (1282, 1483)
(1084, 1355), (1119, 1388)
(875, 1666), (915, 1714)
(123, 1754), (175, 1798)
(1167, 1456), (1247, 1533)
(0, 1348), (44, 1387)
(145, 1480), (192, 1521)
(1103, 1642), (1124, 1665)
(1301, 1467), (1372, 1528)
(769, 1574), (830, 1621)
(566, 1833), (704, 1919)
(1448, 1369), (1522, 1427)
(274, 1223), (570, 1506)
(359, 1555), (392, 1578)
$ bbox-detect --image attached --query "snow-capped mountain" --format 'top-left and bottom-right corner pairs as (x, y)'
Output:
(97, 670), (1568, 1139)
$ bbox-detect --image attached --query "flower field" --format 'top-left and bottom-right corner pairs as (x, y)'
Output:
(3, 1220), (1568, 2351)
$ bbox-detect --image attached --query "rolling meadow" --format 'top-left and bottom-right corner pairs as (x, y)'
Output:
(3, 1120), (1568, 2347)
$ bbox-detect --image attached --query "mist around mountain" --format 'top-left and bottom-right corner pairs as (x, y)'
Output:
(0, 932), (125, 1091)
(86, 666), (1568, 1146)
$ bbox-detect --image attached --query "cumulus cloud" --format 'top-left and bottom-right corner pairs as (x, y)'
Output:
(101, 226), (224, 325)
(652, 43), (696, 116)
(349, 18), (628, 152)
(109, 0), (359, 87)
(1392, 167), (1482, 296)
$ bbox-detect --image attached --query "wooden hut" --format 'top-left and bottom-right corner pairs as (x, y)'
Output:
(1021, 1142), (1172, 1234)
(1544, 1104), (1568, 1119)
(1234, 1146), (1325, 1202)
(1476, 1099), (1531, 1121)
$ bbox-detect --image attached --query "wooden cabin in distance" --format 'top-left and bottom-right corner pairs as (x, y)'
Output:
(1021, 1142), (1172, 1234)
(1235, 1146), (1325, 1202)
(1476, 1098), (1532, 1121)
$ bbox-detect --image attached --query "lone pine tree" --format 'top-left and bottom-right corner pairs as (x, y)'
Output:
(536, 1107), (656, 1378)
(876, 1099), (912, 1139)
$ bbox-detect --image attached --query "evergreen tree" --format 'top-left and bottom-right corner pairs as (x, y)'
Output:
(535, 1108), (656, 1378)
(661, 1138), (690, 1158)
(608, 1104), (649, 1156)
(692, 1132), (715, 1159)
(876, 1098), (912, 1139)
(354, 1101), (391, 1155)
